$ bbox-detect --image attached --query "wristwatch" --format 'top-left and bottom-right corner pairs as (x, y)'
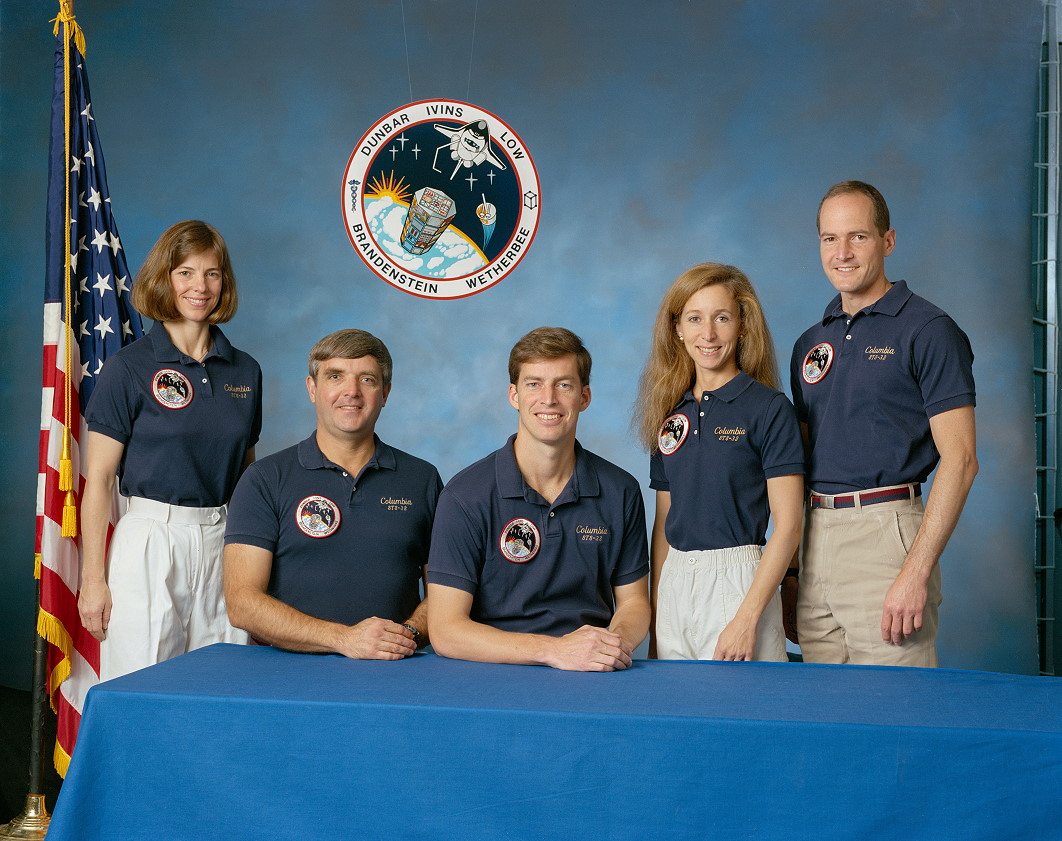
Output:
(402, 623), (421, 645)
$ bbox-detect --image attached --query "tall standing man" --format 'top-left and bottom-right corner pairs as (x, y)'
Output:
(428, 327), (651, 671)
(789, 181), (978, 667)
(224, 329), (442, 659)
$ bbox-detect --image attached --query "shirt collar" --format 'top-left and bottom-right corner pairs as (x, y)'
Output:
(681, 371), (755, 407)
(147, 321), (233, 363)
(297, 432), (395, 472)
(821, 279), (912, 324)
(495, 434), (599, 502)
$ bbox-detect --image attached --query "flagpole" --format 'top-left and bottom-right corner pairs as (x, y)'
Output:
(0, 583), (51, 840)
(1, 3), (81, 835)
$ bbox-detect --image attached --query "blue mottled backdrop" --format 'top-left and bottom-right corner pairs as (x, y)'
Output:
(0, 0), (1042, 686)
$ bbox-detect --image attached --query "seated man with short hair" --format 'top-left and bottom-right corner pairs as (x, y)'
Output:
(427, 327), (650, 671)
(224, 329), (441, 659)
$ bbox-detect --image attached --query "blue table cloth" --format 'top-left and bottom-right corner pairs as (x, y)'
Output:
(48, 644), (1062, 840)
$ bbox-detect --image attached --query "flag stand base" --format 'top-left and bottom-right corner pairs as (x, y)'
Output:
(0, 795), (50, 841)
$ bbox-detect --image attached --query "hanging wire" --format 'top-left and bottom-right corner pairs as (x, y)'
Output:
(466, 0), (479, 102)
(400, 0), (479, 104)
(400, 0), (414, 103)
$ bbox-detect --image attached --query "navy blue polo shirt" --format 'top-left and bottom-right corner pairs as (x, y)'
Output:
(225, 433), (442, 627)
(427, 435), (649, 637)
(86, 322), (262, 507)
(649, 372), (804, 551)
(790, 280), (975, 494)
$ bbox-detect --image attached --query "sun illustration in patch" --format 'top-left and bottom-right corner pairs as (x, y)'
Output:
(342, 100), (539, 299)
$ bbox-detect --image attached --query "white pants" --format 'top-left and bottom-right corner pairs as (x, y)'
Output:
(99, 496), (249, 681)
(656, 544), (787, 661)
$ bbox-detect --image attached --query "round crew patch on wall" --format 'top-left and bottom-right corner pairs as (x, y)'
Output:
(341, 100), (540, 299)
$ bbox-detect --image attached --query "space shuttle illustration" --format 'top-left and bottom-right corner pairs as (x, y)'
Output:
(432, 119), (508, 180)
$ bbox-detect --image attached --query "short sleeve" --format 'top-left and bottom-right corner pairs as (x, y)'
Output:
(425, 489), (483, 594)
(912, 315), (976, 417)
(409, 466), (444, 569)
(224, 462), (281, 552)
(789, 341), (810, 424)
(648, 451), (669, 492)
(612, 484), (649, 587)
(758, 393), (805, 479)
(85, 356), (137, 444)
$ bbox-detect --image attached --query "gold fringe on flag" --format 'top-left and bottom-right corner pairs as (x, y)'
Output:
(39, 603), (75, 775)
(53, 741), (72, 778)
(36, 606), (73, 704)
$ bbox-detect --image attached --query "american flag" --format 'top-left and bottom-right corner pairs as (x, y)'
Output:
(37, 10), (143, 775)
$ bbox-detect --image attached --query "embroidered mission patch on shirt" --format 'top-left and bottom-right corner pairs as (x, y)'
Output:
(500, 517), (539, 563)
(801, 342), (834, 385)
(151, 369), (194, 409)
(658, 412), (690, 455)
(296, 495), (341, 538)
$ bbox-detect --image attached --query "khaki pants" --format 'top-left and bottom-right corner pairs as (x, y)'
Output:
(797, 493), (939, 667)
(656, 544), (787, 661)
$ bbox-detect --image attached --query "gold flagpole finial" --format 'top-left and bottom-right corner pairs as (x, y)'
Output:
(54, 0), (74, 23)
(51, 0), (85, 56)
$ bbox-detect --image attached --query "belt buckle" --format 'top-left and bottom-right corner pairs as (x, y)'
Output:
(812, 494), (835, 510)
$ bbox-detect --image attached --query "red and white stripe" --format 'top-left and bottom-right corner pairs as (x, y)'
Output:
(37, 301), (99, 772)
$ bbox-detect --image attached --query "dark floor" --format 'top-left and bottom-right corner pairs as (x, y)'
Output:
(0, 685), (63, 822)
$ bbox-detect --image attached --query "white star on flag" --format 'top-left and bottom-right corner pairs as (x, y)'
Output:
(93, 314), (114, 337)
(93, 273), (112, 297)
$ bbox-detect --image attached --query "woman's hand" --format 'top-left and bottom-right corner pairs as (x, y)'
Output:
(78, 579), (112, 641)
(713, 617), (756, 661)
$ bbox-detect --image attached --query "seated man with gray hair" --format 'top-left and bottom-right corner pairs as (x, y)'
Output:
(224, 329), (442, 659)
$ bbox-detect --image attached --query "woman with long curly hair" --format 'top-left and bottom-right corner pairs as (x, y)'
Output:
(635, 263), (804, 661)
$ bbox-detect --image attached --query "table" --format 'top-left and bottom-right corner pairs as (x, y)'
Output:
(47, 644), (1062, 840)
